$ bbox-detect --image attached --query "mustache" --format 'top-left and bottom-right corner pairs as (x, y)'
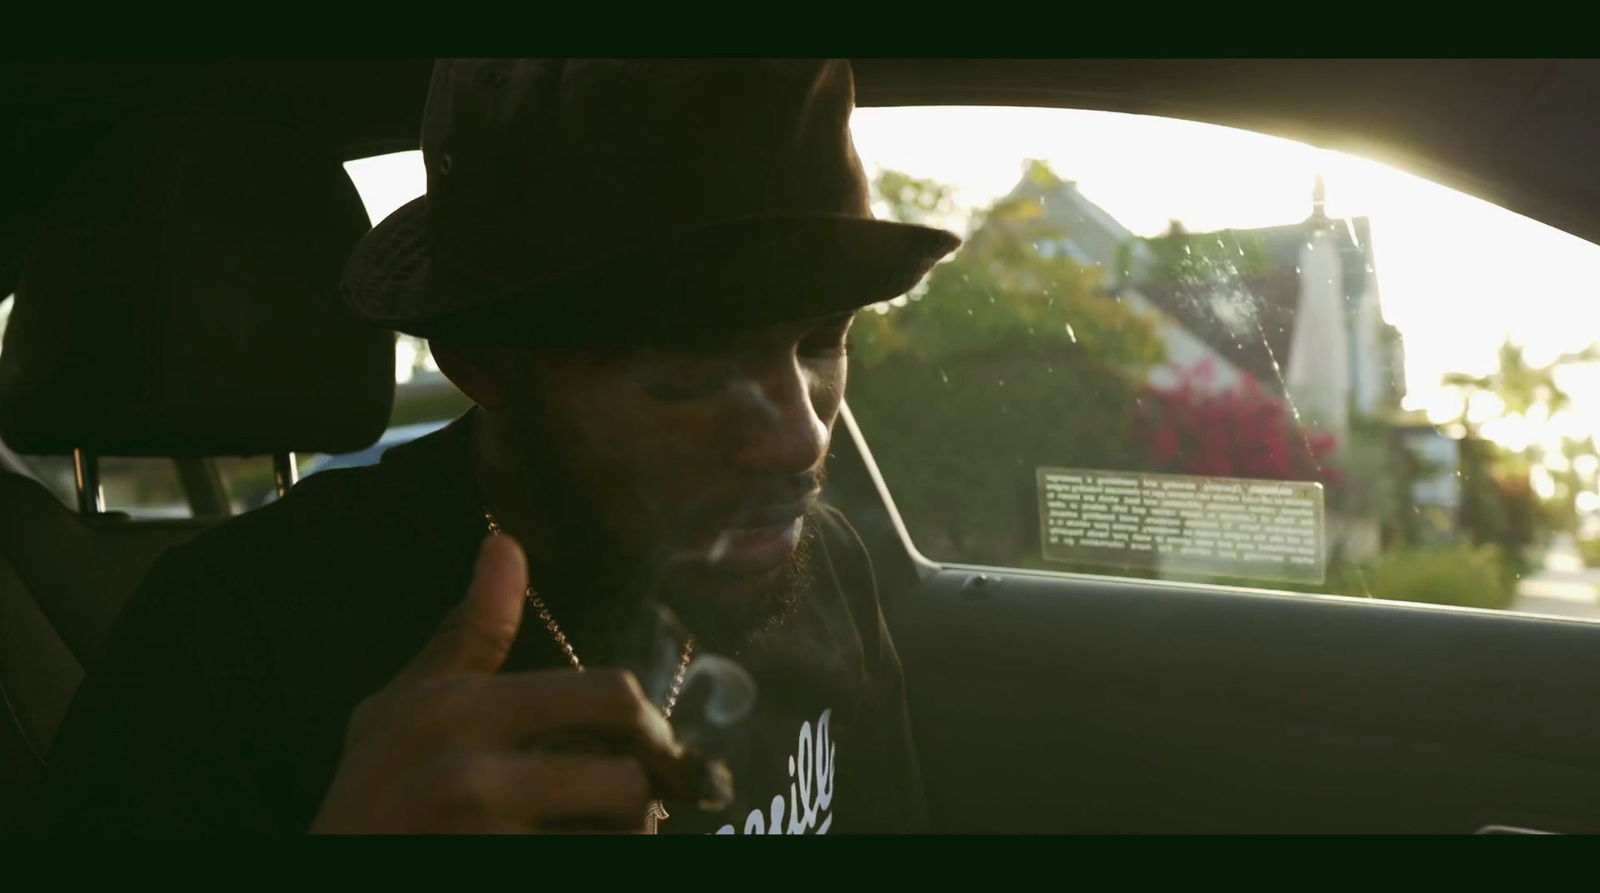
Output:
(627, 473), (823, 603)
(673, 471), (827, 532)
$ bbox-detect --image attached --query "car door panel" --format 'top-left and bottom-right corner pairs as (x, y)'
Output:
(894, 569), (1600, 833)
(825, 406), (1600, 834)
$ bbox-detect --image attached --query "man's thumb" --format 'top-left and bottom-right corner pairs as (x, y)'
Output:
(406, 533), (528, 678)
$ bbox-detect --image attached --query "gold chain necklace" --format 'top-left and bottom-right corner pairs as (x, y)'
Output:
(483, 510), (694, 834)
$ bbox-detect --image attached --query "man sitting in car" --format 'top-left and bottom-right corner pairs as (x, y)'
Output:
(40, 58), (960, 834)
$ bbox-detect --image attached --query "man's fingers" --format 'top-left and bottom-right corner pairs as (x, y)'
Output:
(517, 753), (653, 830)
(405, 534), (528, 679)
(427, 752), (653, 833)
(474, 667), (729, 806)
(481, 668), (674, 751)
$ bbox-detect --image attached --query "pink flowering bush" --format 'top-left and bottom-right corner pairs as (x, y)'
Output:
(1127, 358), (1345, 491)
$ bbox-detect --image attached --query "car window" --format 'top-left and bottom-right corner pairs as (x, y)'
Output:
(841, 106), (1600, 622)
(300, 129), (1600, 623)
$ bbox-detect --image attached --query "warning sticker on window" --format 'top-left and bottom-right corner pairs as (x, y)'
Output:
(1037, 467), (1325, 585)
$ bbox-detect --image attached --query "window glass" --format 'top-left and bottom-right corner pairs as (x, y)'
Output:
(97, 458), (192, 518)
(334, 128), (1600, 621)
(216, 455), (290, 513)
(846, 106), (1600, 621)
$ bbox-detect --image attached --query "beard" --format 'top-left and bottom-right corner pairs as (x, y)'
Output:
(525, 508), (819, 660)
(653, 516), (817, 654)
(496, 406), (825, 659)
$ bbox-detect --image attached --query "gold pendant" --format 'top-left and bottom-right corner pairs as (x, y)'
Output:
(644, 799), (669, 834)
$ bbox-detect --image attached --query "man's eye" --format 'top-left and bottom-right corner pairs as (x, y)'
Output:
(629, 357), (737, 401)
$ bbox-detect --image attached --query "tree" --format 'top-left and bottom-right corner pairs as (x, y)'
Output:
(1545, 434), (1599, 534)
(846, 164), (1166, 569)
(1443, 337), (1600, 435)
(1443, 338), (1600, 540)
(873, 169), (959, 227)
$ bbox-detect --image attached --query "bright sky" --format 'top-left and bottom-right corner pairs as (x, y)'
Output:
(341, 106), (1600, 463)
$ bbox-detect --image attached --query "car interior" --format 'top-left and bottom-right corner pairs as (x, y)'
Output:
(6, 59), (1600, 834)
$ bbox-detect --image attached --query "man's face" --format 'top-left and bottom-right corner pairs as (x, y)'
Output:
(456, 310), (854, 650)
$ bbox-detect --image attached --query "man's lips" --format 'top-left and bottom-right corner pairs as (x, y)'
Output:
(681, 494), (815, 575)
(697, 518), (805, 575)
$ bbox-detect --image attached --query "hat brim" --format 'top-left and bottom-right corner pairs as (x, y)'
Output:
(343, 195), (962, 349)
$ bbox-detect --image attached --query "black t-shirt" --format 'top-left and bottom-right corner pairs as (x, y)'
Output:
(38, 413), (926, 834)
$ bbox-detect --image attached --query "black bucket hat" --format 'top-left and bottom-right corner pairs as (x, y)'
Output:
(340, 59), (961, 347)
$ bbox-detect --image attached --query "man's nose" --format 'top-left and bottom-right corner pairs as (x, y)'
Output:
(724, 354), (829, 477)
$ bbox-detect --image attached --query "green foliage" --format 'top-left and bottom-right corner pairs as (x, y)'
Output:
(848, 164), (1166, 568)
(1448, 434), (1541, 584)
(852, 166), (1162, 372)
(1544, 435), (1599, 535)
(850, 348), (1156, 569)
(1337, 544), (1518, 610)
(1457, 436), (1510, 545)
(1436, 337), (1599, 543)
(1543, 496), (1578, 540)
(873, 169), (959, 227)
(1142, 542), (1517, 613)
(1443, 337), (1600, 431)
(1579, 537), (1600, 569)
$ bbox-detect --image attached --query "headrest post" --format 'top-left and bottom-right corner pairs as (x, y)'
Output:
(72, 448), (104, 515)
(273, 452), (299, 498)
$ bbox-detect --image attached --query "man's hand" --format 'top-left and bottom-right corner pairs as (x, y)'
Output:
(310, 534), (720, 833)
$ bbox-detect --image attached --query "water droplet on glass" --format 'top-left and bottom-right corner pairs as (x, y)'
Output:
(707, 531), (732, 565)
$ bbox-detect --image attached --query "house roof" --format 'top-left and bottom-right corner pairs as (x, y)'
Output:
(1130, 267), (1303, 387)
(1127, 217), (1373, 389)
(982, 169), (1378, 390)
(1003, 169), (1158, 285)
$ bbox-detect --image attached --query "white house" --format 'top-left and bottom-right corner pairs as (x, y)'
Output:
(996, 166), (1405, 427)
